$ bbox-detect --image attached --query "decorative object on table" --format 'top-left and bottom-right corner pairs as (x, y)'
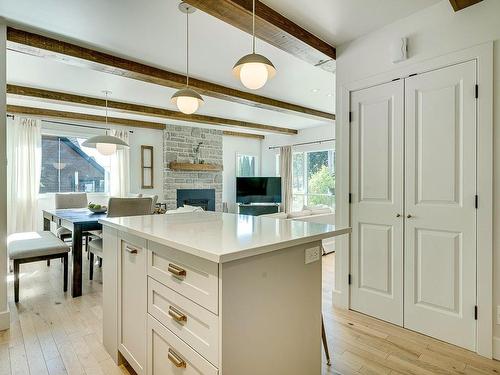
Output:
(88, 203), (108, 213)
(82, 91), (129, 156)
(141, 145), (154, 189)
(171, 2), (204, 114)
(233, 0), (276, 89)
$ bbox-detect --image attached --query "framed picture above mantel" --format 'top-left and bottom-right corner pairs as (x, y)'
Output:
(141, 145), (154, 189)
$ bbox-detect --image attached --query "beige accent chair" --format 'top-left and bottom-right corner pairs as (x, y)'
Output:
(54, 192), (88, 240)
(88, 197), (153, 280)
(129, 193), (159, 213)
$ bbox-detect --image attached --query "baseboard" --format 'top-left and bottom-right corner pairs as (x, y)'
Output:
(0, 308), (10, 331)
(493, 337), (500, 360)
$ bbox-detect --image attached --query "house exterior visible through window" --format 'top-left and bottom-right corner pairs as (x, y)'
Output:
(275, 148), (335, 211)
(40, 135), (111, 193)
(236, 154), (257, 177)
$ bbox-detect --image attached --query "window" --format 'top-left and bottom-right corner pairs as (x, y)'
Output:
(40, 135), (111, 194)
(236, 154), (257, 177)
(291, 149), (335, 211)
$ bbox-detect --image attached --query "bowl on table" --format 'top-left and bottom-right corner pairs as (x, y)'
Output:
(88, 204), (107, 214)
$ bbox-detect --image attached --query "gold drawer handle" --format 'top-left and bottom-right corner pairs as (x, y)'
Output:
(168, 263), (186, 277)
(168, 348), (186, 368)
(168, 306), (187, 323)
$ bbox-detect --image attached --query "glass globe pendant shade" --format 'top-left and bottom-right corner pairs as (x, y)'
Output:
(171, 88), (204, 115)
(82, 135), (129, 156)
(96, 142), (117, 156)
(233, 53), (276, 90)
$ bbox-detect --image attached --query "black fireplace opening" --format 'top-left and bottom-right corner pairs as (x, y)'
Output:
(177, 189), (216, 211)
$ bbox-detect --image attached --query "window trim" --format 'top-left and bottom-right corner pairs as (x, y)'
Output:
(236, 153), (259, 177)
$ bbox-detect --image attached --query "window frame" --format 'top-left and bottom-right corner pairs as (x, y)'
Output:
(39, 122), (111, 197)
(236, 153), (259, 177)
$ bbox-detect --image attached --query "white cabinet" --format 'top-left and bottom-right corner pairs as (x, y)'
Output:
(119, 238), (147, 374)
(147, 315), (218, 375)
(349, 60), (477, 350)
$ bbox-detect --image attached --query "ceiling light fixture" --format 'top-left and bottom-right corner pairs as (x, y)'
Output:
(82, 90), (129, 156)
(311, 88), (320, 93)
(171, 2), (204, 115)
(233, 0), (276, 90)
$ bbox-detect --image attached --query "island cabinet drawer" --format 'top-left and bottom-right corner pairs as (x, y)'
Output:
(148, 277), (219, 366)
(147, 315), (218, 375)
(148, 242), (219, 314)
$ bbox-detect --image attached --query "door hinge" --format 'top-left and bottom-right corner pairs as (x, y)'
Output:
(349, 193), (352, 203)
(474, 305), (478, 320)
(475, 84), (479, 99)
(348, 274), (352, 285)
(475, 194), (479, 209)
(349, 111), (353, 122)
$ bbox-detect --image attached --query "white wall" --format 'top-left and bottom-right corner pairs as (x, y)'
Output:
(0, 21), (9, 330)
(261, 124), (335, 177)
(222, 136), (262, 213)
(334, 0), (500, 352)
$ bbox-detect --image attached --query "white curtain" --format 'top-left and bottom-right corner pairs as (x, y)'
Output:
(279, 146), (293, 213)
(7, 117), (42, 234)
(109, 129), (130, 197)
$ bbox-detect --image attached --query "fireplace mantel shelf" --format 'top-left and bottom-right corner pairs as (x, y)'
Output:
(169, 162), (223, 172)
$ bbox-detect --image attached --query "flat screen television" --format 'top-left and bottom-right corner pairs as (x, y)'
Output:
(236, 177), (282, 204)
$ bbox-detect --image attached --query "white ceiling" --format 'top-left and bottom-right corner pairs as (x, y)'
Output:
(264, 0), (442, 45)
(0, 0), (441, 133)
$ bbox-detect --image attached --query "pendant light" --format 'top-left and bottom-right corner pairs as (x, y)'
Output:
(171, 2), (204, 115)
(82, 91), (129, 156)
(233, 0), (276, 90)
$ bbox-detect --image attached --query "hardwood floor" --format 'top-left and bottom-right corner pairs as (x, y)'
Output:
(2, 251), (499, 374)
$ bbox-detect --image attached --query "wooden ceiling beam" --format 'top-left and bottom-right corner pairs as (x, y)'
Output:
(7, 105), (166, 130)
(6, 27), (334, 121)
(222, 130), (265, 140)
(449, 0), (483, 11)
(184, 0), (336, 72)
(7, 85), (297, 135)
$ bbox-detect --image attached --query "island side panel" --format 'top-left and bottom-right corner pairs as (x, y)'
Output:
(220, 241), (322, 375)
(102, 226), (122, 364)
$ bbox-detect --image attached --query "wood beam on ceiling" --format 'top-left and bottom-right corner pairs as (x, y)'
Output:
(449, 0), (483, 11)
(6, 105), (166, 130)
(7, 85), (297, 135)
(184, 0), (336, 72)
(6, 27), (335, 121)
(222, 130), (265, 140)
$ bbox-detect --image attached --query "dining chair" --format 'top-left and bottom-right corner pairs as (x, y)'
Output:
(88, 197), (153, 280)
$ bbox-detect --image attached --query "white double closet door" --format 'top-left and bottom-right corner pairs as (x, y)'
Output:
(350, 60), (477, 350)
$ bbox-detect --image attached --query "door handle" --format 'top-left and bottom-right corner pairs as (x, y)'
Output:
(407, 214), (413, 219)
(396, 213), (401, 217)
(168, 263), (187, 277)
(168, 348), (186, 368)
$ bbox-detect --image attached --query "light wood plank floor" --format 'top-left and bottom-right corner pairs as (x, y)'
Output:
(2, 251), (499, 374)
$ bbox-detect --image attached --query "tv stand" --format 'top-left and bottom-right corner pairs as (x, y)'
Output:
(237, 203), (280, 216)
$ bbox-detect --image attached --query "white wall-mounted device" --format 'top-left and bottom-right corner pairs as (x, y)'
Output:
(391, 37), (408, 64)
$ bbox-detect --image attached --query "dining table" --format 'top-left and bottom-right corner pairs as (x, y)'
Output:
(43, 208), (107, 297)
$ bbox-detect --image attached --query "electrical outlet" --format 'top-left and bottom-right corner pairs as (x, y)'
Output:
(305, 247), (320, 264)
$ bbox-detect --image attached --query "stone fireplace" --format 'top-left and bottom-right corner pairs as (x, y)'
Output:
(164, 126), (223, 211)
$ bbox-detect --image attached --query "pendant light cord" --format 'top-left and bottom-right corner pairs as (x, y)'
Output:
(252, 0), (256, 53)
(186, 9), (190, 87)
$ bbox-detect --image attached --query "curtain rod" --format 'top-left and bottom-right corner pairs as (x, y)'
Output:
(6, 115), (133, 133)
(268, 138), (335, 150)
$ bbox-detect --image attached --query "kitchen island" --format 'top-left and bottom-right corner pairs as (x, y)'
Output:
(99, 211), (350, 375)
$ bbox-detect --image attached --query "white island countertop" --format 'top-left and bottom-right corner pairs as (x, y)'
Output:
(100, 211), (350, 263)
